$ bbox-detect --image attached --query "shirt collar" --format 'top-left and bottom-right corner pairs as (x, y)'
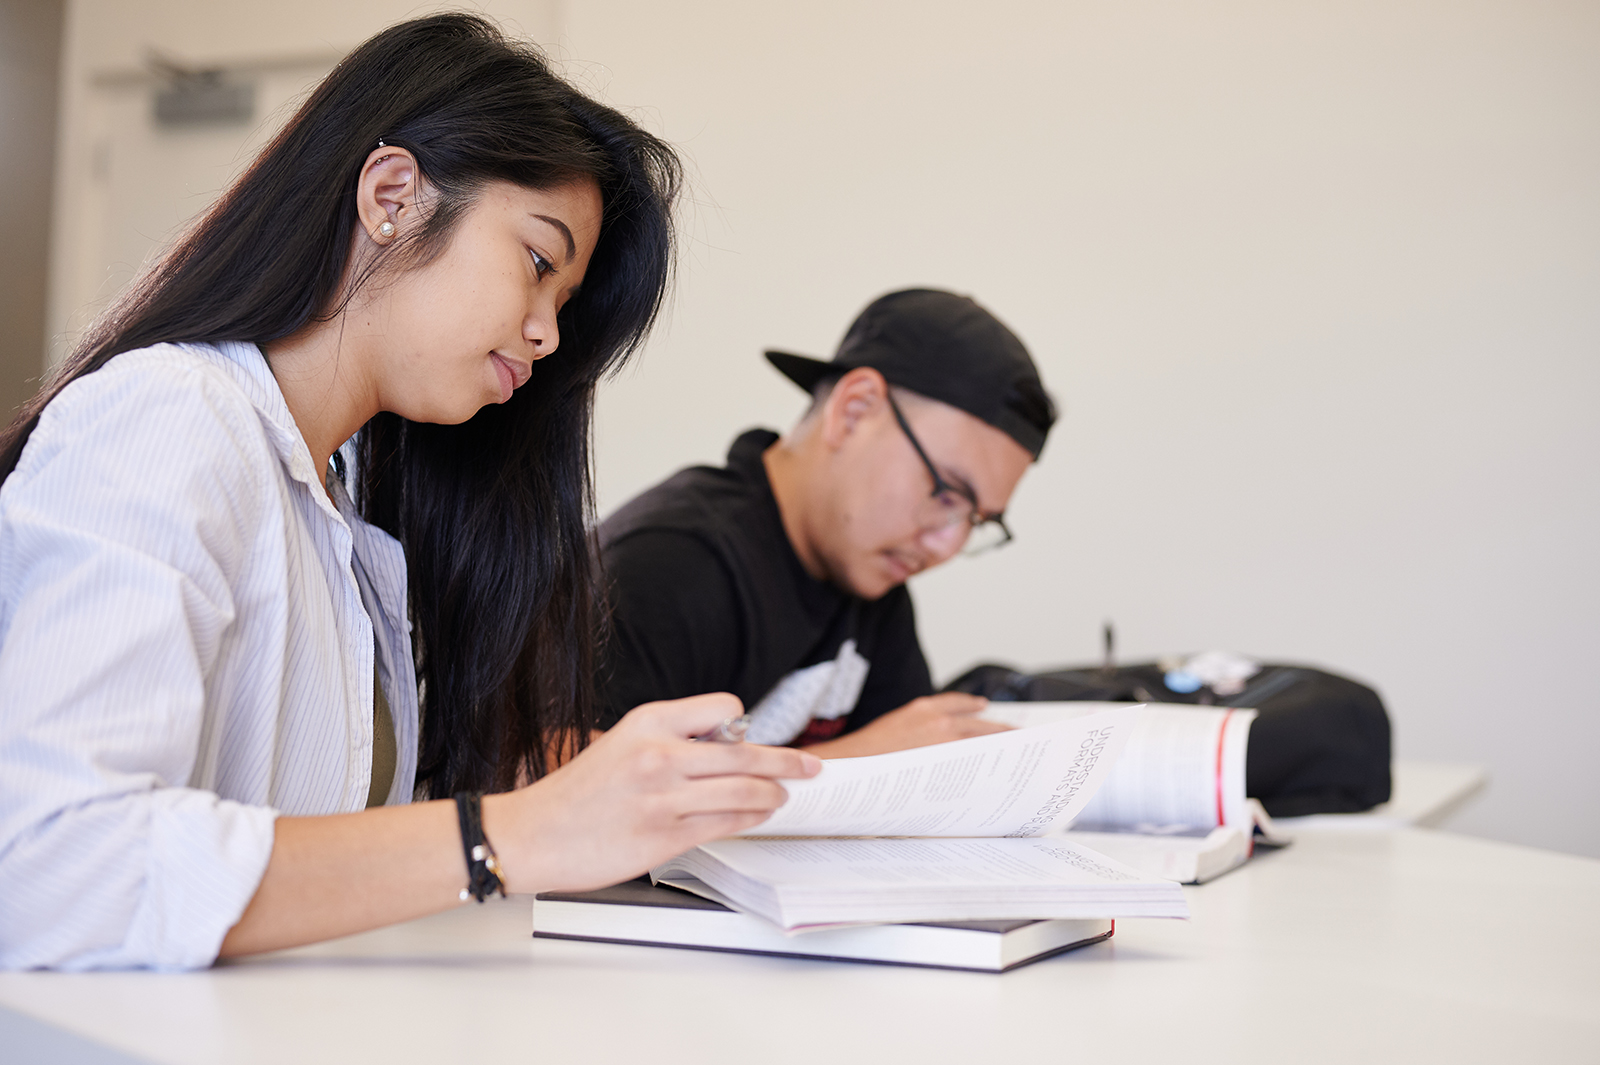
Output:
(190, 341), (342, 521)
(725, 428), (781, 477)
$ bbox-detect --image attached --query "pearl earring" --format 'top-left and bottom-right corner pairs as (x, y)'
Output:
(377, 221), (395, 239)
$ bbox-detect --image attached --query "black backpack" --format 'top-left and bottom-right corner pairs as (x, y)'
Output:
(944, 660), (1392, 818)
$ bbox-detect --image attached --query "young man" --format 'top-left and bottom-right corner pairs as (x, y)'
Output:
(597, 289), (1057, 756)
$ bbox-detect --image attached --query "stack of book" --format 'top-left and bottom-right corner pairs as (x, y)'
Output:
(535, 706), (1259, 972)
(535, 878), (1117, 973)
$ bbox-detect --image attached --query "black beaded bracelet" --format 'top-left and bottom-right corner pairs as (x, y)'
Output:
(453, 792), (506, 903)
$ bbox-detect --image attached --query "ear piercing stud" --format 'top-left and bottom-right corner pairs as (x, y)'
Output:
(377, 221), (395, 239)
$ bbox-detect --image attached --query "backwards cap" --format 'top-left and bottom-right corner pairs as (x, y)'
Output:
(764, 288), (1056, 458)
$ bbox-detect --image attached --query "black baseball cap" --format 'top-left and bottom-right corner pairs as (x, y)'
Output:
(764, 289), (1057, 458)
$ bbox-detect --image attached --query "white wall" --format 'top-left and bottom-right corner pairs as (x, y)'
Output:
(0, 0), (63, 419)
(561, 0), (1600, 857)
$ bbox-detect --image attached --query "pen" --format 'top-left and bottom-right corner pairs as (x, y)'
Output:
(693, 715), (751, 743)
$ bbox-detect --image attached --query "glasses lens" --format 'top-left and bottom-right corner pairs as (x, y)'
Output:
(929, 489), (972, 525)
(962, 519), (1011, 555)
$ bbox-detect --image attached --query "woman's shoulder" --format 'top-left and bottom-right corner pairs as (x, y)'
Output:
(24, 340), (272, 460)
(43, 342), (262, 423)
(17, 343), (281, 484)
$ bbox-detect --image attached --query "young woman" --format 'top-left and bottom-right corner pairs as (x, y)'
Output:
(0, 14), (816, 971)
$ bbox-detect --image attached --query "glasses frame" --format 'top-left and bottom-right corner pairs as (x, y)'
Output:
(885, 392), (1015, 555)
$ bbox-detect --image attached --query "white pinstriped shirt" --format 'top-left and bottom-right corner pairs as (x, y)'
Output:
(0, 341), (417, 971)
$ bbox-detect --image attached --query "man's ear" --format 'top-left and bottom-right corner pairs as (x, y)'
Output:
(354, 146), (422, 246)
(819, 367), (889, 450)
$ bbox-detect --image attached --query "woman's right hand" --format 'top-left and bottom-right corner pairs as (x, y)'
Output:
(483, 693), (818, 895)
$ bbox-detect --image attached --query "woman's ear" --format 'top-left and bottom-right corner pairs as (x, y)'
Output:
(355, 146), (421, 245)
(820, 367), (889, 450)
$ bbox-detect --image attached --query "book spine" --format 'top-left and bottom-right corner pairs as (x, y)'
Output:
(1215, 708), (1235, 827)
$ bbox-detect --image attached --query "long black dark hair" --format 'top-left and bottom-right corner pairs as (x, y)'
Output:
(0, 14), (681, 795)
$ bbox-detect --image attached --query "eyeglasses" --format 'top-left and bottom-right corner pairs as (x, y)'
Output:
(885, 392), (1014, 556)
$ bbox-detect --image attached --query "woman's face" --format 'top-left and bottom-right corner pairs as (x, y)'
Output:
(369, 177), (604, 424)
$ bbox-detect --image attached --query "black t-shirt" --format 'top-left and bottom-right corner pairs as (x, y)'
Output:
(596, 429), (933, 743)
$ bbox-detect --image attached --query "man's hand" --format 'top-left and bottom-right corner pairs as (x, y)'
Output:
(801, 692), (1009, 758)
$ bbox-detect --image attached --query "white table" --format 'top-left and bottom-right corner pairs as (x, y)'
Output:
(3, 827), (1596, 1065)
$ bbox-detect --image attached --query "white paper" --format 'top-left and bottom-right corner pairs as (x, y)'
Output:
(702, 835), (1157, 889)
(1063, 826), (1251, 884)
(659, 835), (1191, 928)
(741, 706), (1140, 838)
(654, 876), (878, 934)
(980, 702), (1257, 830)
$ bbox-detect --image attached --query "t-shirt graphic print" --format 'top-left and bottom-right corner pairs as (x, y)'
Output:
(744, 639), (869, 745)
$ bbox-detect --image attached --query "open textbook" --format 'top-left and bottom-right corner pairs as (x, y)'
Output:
(650, 707), (1189, 931)
(981, 701), (1286, 883)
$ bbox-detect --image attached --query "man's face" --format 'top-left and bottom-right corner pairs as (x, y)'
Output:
(811, 381), (1034, 600)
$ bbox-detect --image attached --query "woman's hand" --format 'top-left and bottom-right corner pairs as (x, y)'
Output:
(484, 693), (819, 894)
(221, 693), (809, 958)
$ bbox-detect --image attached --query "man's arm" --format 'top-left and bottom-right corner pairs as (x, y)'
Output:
(801, 586), (1009, 758)
(801, 692), (1007, 757)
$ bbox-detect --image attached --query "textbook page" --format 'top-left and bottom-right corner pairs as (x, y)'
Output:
(741, 706), (1139, 838)
(703, 836), (1155, 890)
(662, 836), (1190, 929)
(981, 702), (1257, 830)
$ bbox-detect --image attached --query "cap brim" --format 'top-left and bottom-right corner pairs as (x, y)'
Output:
(764, 350), (839, 393)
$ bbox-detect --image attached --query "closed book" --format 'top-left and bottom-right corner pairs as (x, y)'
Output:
(533, 879), (1113, 973)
